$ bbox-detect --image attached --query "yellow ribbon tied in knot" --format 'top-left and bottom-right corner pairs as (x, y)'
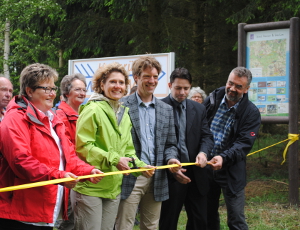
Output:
(281, 133), (299, 165)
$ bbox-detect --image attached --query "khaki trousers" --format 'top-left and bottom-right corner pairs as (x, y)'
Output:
(115, 176), (161, 230)
(71, 190), (120, 230)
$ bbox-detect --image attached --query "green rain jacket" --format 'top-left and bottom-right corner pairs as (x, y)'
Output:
(73, 96), (146, 199)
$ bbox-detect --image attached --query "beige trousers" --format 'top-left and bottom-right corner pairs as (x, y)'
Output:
(71, 190), (120, 230)
(115, 176), (162, 230)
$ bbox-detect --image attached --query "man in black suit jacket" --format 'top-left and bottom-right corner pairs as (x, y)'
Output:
(159, 67), (214, 230)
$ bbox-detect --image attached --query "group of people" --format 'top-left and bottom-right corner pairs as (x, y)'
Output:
(0, 56), (261, 230)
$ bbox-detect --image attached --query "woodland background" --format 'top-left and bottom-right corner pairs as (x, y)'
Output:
(1, 0), (300, 96)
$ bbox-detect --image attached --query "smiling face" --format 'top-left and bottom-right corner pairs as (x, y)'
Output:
(168, 78), (191, 103)
(134, 67), (158, 102)
(66, 79), (86, 108)
(26, 78), (56, 113)
(225, 72), (250, 107)
(101, 71), (126, 101)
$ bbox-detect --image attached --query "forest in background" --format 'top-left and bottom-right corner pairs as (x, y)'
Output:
(1, 0), (300, 97)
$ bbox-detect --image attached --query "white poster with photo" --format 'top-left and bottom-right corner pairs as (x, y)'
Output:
(68, 53), (175, 99)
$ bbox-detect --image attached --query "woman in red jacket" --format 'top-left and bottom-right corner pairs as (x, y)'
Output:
(0, 63), (103, 230)
(55, 74), (87, 229)
(57, 73), (87, 145)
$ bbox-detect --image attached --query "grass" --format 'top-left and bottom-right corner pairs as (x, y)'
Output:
(132, 186), (299, 230)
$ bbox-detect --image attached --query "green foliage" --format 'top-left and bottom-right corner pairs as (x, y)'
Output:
(10, 29), (59, 65)
(0, 0), (65, 90)
(1, 0), (300, 95)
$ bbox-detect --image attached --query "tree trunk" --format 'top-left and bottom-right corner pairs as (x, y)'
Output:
(148, 0), (161, 53)
(4, 19), (10, 79)
(58, 49), (64, 68)
(190, 0), (203, 86)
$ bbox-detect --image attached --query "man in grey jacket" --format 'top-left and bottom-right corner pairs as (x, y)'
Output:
(115, 56), (180, 230)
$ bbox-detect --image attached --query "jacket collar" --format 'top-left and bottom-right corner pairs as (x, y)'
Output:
(8, 95), (57, 127)
(57, 101), (78, 117)
(208, 86), (249, 116)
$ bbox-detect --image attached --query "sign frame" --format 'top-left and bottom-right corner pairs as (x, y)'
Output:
(238, 18), (299, 205)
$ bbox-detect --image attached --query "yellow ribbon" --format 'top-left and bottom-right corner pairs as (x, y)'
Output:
(2, 133), (298, 193)
(0, 163), (197, 193)
(281, 134), (299, 165)
(247, 138), (289, 157)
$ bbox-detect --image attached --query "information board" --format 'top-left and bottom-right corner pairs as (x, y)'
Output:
(246, 29), (289, 116)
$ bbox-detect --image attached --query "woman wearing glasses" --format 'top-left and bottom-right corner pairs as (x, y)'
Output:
(57, 73), (87, 145)
(188, 86), (207, 104)
(0, 63), (103, 230)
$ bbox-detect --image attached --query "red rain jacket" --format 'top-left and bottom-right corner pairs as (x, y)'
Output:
(0, 96), (94, 223)
(56, 101), (78, 145)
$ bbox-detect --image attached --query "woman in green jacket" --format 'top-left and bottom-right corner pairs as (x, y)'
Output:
(71, 63), (154, 230)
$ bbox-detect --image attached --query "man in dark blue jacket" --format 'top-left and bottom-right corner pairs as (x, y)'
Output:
(204, 67), (261, 230)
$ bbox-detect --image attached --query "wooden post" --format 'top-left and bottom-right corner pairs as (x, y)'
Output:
(288, 17), (299, 206)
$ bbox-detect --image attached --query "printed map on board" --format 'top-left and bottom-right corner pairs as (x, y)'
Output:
(249, 39), (286, 77)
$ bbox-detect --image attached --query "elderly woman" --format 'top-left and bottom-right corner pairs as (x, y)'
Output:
(71, 62), (154, 230)
(56, 74), (87, 230)
(0, 63), (102, 230)
(57, 73), (87, 145)
(188, 86), (207, 103)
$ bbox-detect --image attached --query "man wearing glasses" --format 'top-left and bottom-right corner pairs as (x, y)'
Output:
(0, 76), (13, 122)
(204, 67), (261, 230)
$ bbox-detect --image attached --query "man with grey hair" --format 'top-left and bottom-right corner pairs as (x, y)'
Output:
(0, 76), (13, 122)
(204, 67), (261, 229)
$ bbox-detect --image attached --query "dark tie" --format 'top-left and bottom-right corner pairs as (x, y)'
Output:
(177, 103), (189, 162)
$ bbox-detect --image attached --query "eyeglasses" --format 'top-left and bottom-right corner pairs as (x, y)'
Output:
(192, 96), (202, 99)
(35, 86), (58, 94)
(73, 88), (87, 93)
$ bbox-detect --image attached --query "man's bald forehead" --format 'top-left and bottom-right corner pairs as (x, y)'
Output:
(0, 77), (12, 85)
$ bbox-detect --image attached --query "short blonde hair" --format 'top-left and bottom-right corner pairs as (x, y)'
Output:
(92, 62), (129, 95)
(19, 63), (58, 98)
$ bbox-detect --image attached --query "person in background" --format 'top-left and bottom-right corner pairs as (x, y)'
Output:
(0, 76), (13, 122)
(204, 67), (261, 230)
(159, 67), (214, 230)
(115, 56), (180, 230)
(0, 63), (102, 230)
(57, 73), (87, 145)
(71, 62), (155, 230)
(55, 73), (87, 230)
(188, 86), (207, 103)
